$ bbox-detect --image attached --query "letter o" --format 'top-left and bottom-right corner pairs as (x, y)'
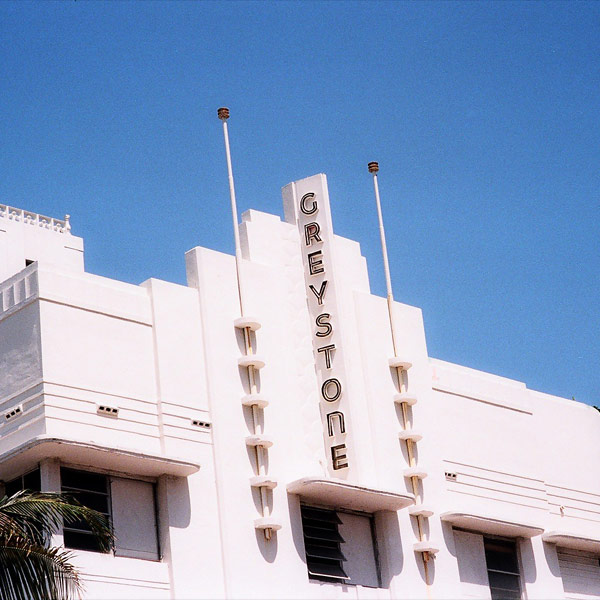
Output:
(321, 378), (342, 402)
(300, 192), (318, 215)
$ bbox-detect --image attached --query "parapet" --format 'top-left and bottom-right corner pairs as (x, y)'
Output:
(0, 204), (84, 284)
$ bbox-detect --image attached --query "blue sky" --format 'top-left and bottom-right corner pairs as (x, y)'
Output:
(1, 1), (598, 405)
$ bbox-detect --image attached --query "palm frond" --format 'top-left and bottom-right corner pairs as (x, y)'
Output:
(0, 537), (82, 600)
(0, 491), (114, 552)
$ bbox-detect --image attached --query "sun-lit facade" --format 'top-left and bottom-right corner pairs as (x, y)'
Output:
(0, 174), (599, 599)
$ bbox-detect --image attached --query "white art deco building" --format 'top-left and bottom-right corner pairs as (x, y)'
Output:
(0, 172), (599, 599)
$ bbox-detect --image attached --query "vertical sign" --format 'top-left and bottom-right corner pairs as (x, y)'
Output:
(283, 175), (353, 477)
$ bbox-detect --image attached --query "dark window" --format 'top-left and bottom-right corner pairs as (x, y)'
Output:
(4, 467), (41, 497)
(300, 504), (380, 587)
(484, 538), (522, 600)
(301, 506), (348, 583)
(61, 467), (110, 553)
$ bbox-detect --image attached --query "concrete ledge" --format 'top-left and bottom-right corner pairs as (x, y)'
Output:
(0, 436), (200, 481)
(441, 511), (543, 538)
(234, 316), (261, 331)
(542, 531), (600, 553)
(287, 476), (414, 512)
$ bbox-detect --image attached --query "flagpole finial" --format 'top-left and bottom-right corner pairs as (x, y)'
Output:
(368, 161), (379, 174)
(218, 107), (230, 120)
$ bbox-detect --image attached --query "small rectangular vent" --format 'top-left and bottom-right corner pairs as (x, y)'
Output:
(191, 419), (211, 429)
(97, 405), (119, 417)
(445, 471), (457, 482)
(5, 404), (23, 421)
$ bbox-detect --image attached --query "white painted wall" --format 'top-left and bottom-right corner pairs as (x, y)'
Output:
(0, 178), (598, 599)
(0, 207), (83, 284)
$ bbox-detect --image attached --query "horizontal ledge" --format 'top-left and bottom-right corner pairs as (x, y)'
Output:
(245, 434), (273, 448)
(542, 531), (600, 553)
(414, 541), (439, 554)
(403, 467), (428, 480)
(394, 393), (418, 406)
(238, 355), (266, 369)
(254, 517), (282, 531)
(398, 429), (423, 442)
(441, 511), (544, 538)
(389, 358), (412, 370)
(431, 384), (532, 415)
(286, 477), (414, 512)
(234, 316), (261, 331)
(249, 476), (278, 490)
(241, 394), (269, 409)
(408, 505), (435, 518)
(0, 436), (200, 481)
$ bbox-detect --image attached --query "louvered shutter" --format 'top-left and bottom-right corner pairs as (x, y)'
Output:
(301, 506), (348, 582)
(558, 547), (600, 599)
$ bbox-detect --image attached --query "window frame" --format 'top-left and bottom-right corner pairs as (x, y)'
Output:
(483, 534), (523, 600)
(3, 466), (41, 497)
(59, 465), (160, 560)
(300, 503), (381, 588)
(60, 467), (112, 554)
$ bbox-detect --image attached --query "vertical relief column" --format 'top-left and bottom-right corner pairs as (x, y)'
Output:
(231, 233), (282, 540)
(217, 107), (281, 541)
(283, 175), (355, 479)
(236, 317), (281, 538)
(367, 162), (438, 586)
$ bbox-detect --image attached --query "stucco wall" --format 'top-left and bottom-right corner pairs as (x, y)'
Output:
(0, 177), (598, 599)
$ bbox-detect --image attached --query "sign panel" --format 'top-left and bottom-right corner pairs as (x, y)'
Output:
(283, 174), (354, 477)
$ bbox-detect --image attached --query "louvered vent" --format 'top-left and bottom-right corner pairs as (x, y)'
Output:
(300, 505), (348, 583)
(5, 404), (23, 421)
(97, 404), (119, 417)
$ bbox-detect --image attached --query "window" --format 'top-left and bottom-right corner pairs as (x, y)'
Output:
(61, 468), (111, 553)
(301, 506), (347, 582)
(484, 537), (522, 600)
(300, 505), (379, 587)
(60, 467), (159, 560)
(4, 467), (41, 497)
(557, 547), (600, 597)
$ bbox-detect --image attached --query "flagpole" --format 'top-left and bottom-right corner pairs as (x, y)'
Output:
(368, 162), (433, 592)
(218, 108), (274, 541)
(218, 107), (245, 317)
(368, 161), (399, 355)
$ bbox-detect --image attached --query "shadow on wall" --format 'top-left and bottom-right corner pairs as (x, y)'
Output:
(376, 510), (405, 588)
(519, 538), (538, 586)
(255, 526), (278, 563)
(543, 541), (561, 579)
(254, 480), (278, 562)
(441, 520), (457, 559)
(168, 476), (192, 529)
(287, 493), (305, 564)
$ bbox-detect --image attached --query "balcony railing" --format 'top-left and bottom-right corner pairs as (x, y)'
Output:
(0, 204), (71, 234)
(0, 266), (38, 317)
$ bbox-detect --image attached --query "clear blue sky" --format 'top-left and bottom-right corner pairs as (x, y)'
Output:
(1, 1), (598, 405)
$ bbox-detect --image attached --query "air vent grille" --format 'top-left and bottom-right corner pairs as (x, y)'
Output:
(301, 506), (348, 583)
(191, 419), (211, 429)
(97, 405), (119, 417)
(5, 405), (23, 421)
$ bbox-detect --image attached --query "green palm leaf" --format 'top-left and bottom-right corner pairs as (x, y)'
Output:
(0, 491), (113, 551)
(0, 539), (82, 600)
(0, 490), (115, 600)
